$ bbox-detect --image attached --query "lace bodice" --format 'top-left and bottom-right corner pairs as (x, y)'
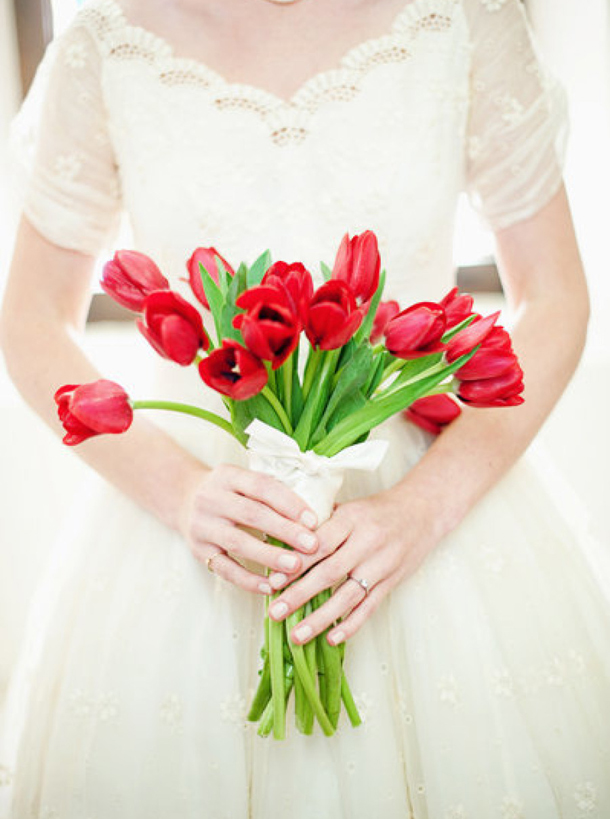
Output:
(11, 0), (568, 305)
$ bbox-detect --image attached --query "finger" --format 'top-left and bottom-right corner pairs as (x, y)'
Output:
(201, 521), (304, 574)
(268, 548), (356, 621)
(286, 577), (367, 645)
(326, 577), (394, 645)
(218, 494), (318, 555)
(221, 465), (318, 529)
(194, 545), (273, 595)
(267, 511), (352, 589)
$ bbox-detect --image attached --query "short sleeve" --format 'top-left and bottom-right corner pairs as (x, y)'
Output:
(462, 0), (569, 231)
(9, 17), (122, 255)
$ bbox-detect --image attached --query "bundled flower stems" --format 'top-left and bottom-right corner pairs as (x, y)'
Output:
(55, 231), (524, 738)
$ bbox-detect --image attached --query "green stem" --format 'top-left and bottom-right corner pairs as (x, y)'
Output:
(131, 400), (240, 442)
(269, 604), (286, 740)
(261, 387), (293, 434)
(281, 357), (293, 425)
(341, 671), (362, 728)
(302, 348), (323, 400)
(286, 612), (335, 736)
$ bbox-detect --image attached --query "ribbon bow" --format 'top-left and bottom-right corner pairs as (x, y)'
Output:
(245, 420), (388, 523)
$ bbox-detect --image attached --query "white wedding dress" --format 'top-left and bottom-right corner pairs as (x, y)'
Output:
(2, 0), (610, 816)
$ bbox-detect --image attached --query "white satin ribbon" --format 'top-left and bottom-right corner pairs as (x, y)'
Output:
(245, 420), (388, 524)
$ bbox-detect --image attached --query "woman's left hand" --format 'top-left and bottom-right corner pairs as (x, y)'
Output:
(266, 485), (438, 646)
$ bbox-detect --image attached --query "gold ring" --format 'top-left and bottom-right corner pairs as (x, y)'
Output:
(206, 552), (222, 574)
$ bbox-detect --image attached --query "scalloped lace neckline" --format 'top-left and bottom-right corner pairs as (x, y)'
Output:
(91, 0), (458, 109)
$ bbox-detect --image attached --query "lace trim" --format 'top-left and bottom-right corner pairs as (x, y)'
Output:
(76, 0), (459, 146)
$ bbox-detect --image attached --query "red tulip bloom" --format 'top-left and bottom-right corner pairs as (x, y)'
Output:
(198, 340), (268, 400)
(439, 286), (474, 329)
(186, 247), (235, 309)
(332, 230), (381, 305)
(262, 261), (313, 319)
(457, 364), (525, 407)
(54, 380), (133, 446)
(384, 302), (446, 359)
(370, 300), (400, 344)
(233, 293), (300, 370)
(445, 311), (500, 363)
(101, 250), (169, 312)
(137, 291), (209, 366)
(305, 280), (364, 350)
(404, 393), (462, 435)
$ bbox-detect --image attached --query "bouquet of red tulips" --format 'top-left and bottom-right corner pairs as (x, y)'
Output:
(55, 231), (524, 738)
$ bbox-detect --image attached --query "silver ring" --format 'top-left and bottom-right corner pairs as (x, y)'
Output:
(347, 574), (371, 596)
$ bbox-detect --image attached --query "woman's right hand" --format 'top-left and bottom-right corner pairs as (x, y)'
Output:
(178, 463), (319, 595)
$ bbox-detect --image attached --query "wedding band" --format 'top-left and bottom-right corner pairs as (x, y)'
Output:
(347, 574), (371, 596)
(206, 552), (222, 574)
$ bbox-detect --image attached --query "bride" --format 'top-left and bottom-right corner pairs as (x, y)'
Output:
(1, 0), (609, 816)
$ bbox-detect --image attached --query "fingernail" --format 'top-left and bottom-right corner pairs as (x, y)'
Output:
(300, 510), (317, 529)
(270, 573), (287, 589)
(293, 624), (312, 643)
(258, 582), (272, 594)
(270, 601), (288, 619)
(328, 630), (345, 645)
(279, 554), (299, 571)
(298, 531), (317, 552)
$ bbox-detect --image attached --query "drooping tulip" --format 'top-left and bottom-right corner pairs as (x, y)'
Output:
(305, 280), (364, 350)
(370, 300), (400, 344)
(54, 380), (133, 446)
(137, 291), (209, 366)
(101, 250), (169, 312)
(384, 302), (446, 359)
(404, 393), (462, 435)
(186, 247), (235, 309)
(456, 364), (525, 407)
(198, 339), (268, 400)
(331, 230), (381, 306)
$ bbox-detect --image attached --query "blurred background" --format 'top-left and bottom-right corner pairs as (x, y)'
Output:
(0, 0), (609, 708)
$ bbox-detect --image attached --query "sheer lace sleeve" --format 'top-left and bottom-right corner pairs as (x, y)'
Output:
(9, 16), (122, 255)
(462, 0), (569, 231)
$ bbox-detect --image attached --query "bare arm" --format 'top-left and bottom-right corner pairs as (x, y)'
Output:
(0, 216), (320, 590)
(267, 184), (590, 645)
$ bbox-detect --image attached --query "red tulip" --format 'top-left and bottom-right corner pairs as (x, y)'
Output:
(331, 230), (381, 305)
(137, 291), (209, 366)
(455, 346), (518, 381)
(54, 380), (133, 446)
(101, 250), (169, 311)
(445, 311), (500, 363)
(404, 393), (462, 435)
(233, 292), (300, 370)
(456, 364), (525, 407)
(262, 261), (313, 319)
(198, 340), (268, 400)
(439, 286), (475, 329)
(186, 247), (235, 309)
(370, 300), (400, 344)
(384, 302), (446, 359)
(305, 280), (364, 350)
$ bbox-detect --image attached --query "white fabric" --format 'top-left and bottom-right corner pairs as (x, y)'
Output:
(245, 420), (389, 523)
(3, 1), (610, 817)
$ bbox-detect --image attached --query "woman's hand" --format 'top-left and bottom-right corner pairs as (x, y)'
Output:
(265, 485), (439, 646)
(178, 463), (320, 595)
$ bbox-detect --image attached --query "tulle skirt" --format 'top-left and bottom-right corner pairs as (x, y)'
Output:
(2, 399), (610, 819)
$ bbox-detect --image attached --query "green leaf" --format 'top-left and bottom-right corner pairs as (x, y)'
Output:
(199, 262), (225, 341)
(220, 264), (248, 342)
(247, 249), (273, 288)
(231, 392), (285, 435)
(441, 314), (477, 342)
(317, 344), (372, 431)
(353, 268), (386, 346)
(364, 353), (387, 397)
(320, 261), (333, 282)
